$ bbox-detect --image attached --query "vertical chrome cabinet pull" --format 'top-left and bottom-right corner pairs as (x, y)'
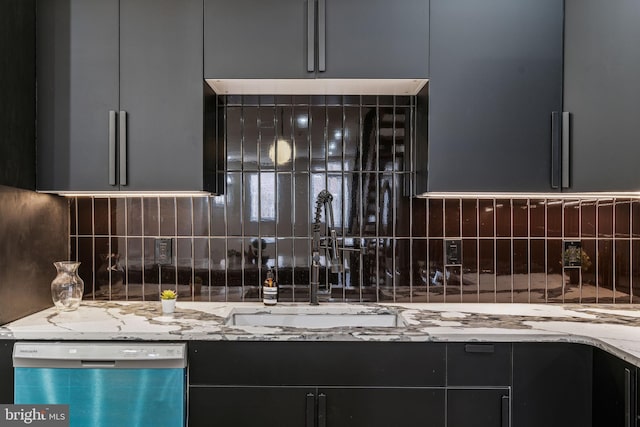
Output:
(561, 111), (570, 188)
(317, 393), (327, 427)
(119, 110), (127, 186)
(550, 111), (561, 189)
(108, 111), (117, 186)
(305, 393), (316, 427)
(318, 0), (326, 72)
(501, 395), (510, 427)
(307, 0), (315, 72)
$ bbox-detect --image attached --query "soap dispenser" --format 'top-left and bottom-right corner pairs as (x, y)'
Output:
(262, 268), (278, 306)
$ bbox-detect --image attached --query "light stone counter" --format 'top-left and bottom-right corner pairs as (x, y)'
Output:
(2, 301), (640, 366)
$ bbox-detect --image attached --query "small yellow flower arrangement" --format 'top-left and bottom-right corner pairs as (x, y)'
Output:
(161, 289), (177, 300)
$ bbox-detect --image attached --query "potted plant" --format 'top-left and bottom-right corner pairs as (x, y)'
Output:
(160, 289), (177, 314)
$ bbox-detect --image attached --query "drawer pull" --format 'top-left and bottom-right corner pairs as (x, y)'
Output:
(465, 344), (495, 353)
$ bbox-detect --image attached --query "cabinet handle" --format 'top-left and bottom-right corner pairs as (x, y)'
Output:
(318, 393), (327, 427)
(305, 393), (315, 427)
(501, 395), (509, 427)
(108, 111), (117, 186)
(119, 110), (127, 186)
(465, 344), (495, 353)
(550, 111), (561, 189)
(625, 368), (631, 427)
(318, 0), (325, 72)
(307, 0), (315, 72)
(561, 111), (570, 189)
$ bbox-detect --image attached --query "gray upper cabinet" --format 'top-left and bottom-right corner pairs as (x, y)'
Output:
(37, 0), (205, 192)
(204, 0), (429, 79)
(204, 0), (310, 79)
(564, 0), (640, 192)
(37, 0), (118, 192)
(426, 0), (563, 193)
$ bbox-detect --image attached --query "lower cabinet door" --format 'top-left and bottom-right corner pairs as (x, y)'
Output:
(321, 387), (445, 427)
(447, 389), (509, 427)
(189, 386), (315, 427)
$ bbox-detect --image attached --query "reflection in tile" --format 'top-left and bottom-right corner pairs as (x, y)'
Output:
(243, 108), (259, 171)
(444, 198), (460, 237)
(395, 175), (411, 238)
(94, 198), (109, 236)
(412, 239), (428, 302)
(598, 200), (614, 238)
(159, 198), (176, 236)
(461, 239), (478, 302)
(412, 198), (427, 238)
(615, 240), (630, 303)
(78, 237), (94, 299)
(598, 240), (613, 302)
(633, 201), (640, 238)
(581, 200), (596, 238)
(379, 174), (393, 237)
(478, 239), (494, 302)
(259, 106), (276, 170)
(143, 197), (159, 236)
(310, 106), (326, 171)
(496, 239), (511, 303)
(394, 239), (411, 302)
(428, 199), (443, 238)
(111, 198), (126, 236)
(546, 239), (563, 303)
(210, 195), (226, 237)
(530, 239), (546, 302)
(77, 198), (93, 235)
(327, 107), (343, 172)
(226, 106), (242, 171)
(127, 198), (142, 236)
(361, 173), (378, 237)
(615, 200), (631, 238)
(361, 107), (378, 172)
(69, 198), (77, 236)
(632, 240), (640, 303)
(444, 265), (462, 303)
(546, 200), (562, 237)
(513, 239), (529, 303)
(478, 200), (494, 237)
(226, 172), (242, 236)
(428, 239), (444, 303)
(512, 199), (528, 238)
(580, 239), (596, 303)
(462, 199), (477, 238)
(176, 198), (192, 236)
(343, 106), (360, 171)
(529, 200), (545, 237)
(293, 106), (310, 171)
(193, 197), (209, 237)
(126, 238), (143, 301)
(563, 200), (580, 238)
(293, 173), (310, 238)
(495, 200), (510, 238)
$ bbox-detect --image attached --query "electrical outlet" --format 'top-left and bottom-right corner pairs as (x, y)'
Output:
(155, 238), (173, 265)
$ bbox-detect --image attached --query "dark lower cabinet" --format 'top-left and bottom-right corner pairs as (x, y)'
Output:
(593, 348), (636, 427)
(189, 386), (445, 427)
(189, 386), (314, 427)
(512, 343), (592, 427)
(322, 387), (445, 427)
(0, 340), (15, 404)
(447, 389), (509, 427)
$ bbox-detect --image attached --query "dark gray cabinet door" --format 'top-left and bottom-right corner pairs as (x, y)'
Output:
(205, 0), (429, 80)
(427, 0), (563, 192)
(512, 343), (592, 427)
(447, 389), (509, 427)
(321, 0), (429, 79)
(189, 386), (315, 427)
(564, 0), (640, 192)
(593, 348), (636, 427)
(204, 0), (311, 79)
(120, 0), (203, 191)
(322, 387), (445, 427)
(36, 0), (119, 192)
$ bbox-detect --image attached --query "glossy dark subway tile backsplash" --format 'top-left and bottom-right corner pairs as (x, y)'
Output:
(69, 97), (640, 304)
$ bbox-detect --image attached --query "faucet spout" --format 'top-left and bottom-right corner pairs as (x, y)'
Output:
(310, 190), (342, 305)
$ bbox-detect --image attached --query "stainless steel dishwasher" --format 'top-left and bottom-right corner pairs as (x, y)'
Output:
(13, 342), (186, 427)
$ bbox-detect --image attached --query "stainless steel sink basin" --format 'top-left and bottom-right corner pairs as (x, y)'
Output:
(225, 306), (404, 328)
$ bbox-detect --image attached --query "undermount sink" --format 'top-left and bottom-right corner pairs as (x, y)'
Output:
(225, 306), (404, 328)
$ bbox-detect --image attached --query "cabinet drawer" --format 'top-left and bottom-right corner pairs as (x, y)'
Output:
(189, 341), (446, 387)
(447, 343), (511, 386)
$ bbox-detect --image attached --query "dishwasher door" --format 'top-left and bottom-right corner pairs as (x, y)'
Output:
(13, 342), (186, 427)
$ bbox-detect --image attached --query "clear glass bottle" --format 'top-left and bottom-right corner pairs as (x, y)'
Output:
(51, 261), (84, 311)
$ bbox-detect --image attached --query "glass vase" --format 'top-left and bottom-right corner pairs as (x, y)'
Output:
(51, 261), (84, 311)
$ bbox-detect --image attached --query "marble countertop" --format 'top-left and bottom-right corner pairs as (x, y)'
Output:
(2, 301), (640, 366)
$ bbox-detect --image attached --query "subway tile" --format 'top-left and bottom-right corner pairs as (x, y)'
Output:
(68, 97), (640, 305)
